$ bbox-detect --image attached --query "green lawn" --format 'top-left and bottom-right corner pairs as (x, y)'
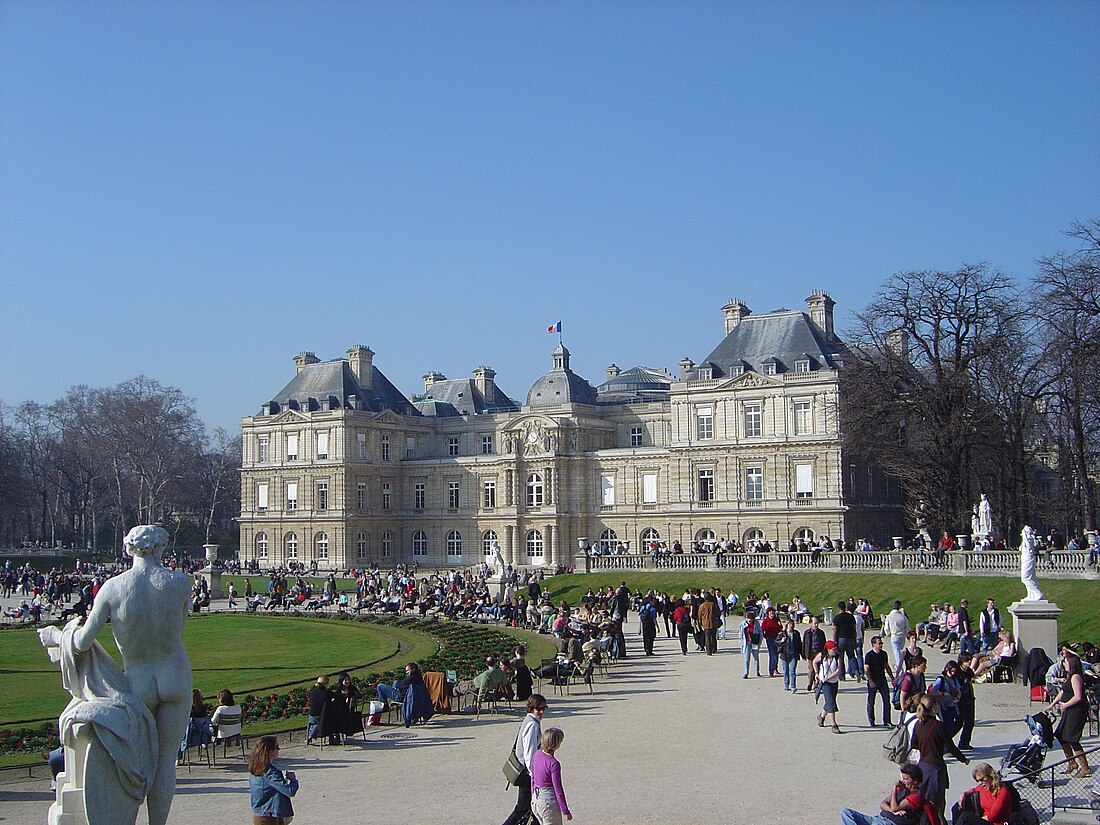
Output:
(0, 613), (437, 726)
(542, 572), (1100, 643)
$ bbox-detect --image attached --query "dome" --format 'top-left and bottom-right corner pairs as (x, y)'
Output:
(595, 366), (673, 402)
(526, 344), (598, 407)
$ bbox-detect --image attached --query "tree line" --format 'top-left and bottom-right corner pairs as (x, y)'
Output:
(840, 219), (1100, 544)
(0, 376), (240, 554)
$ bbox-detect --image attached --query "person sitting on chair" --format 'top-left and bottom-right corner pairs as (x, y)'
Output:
(210, 688), (243, 751)
(454, 656), (514, 712)
(375, 661), (423, 707)
(973, 629), (1016, 680)
(306, 676), (330, 744)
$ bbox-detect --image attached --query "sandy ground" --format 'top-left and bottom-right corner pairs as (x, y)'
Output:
(1, 606), (1067, 825)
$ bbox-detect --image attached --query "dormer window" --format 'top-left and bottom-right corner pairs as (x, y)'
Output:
(763, 362), (777, 376)
(795, 359), (810, 373)
(699, 366), (713, 380)
(730, 365), (745, 377)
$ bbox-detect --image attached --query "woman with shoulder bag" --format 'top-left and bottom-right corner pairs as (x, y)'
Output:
(778, 619), (803, 693)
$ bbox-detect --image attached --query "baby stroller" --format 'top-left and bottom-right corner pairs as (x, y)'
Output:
(1000, 712), (1054, 781)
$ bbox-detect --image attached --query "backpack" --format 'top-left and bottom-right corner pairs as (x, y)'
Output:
(883, 719), (912, 765)
(892, 671), (908, 710)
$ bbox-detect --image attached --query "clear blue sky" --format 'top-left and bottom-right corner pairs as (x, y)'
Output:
(2, 2), (1097, 435)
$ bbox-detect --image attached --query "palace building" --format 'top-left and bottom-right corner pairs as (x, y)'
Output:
(238, 292), (903, 569)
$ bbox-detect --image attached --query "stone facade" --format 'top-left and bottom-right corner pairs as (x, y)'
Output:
(239, 294), (904, 569)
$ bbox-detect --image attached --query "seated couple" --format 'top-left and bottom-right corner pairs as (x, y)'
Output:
(452, 656), (514, 711)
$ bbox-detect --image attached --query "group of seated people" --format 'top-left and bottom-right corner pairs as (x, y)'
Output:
(180, 688), (243, 758)
(307, 672), (368, 743)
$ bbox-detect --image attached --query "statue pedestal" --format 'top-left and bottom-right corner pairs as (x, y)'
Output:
(202, 567), (223, 600)
(1009, 600), (1063, 662)
(492, 576), (508, 605)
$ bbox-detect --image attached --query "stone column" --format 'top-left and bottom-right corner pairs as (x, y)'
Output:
(545, 525), (554, 567)
(505, 525), (515, 566)
(1009, 600), (1063, 663)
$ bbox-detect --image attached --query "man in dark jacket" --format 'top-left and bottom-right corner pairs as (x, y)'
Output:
(833, 601), (859, 681)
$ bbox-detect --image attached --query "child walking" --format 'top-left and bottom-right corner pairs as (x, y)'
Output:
(530, 727), (573, 824)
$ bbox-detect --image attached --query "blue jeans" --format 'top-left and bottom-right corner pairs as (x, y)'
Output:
(959, 633), (976, 655)
(837, 637), (858, 679)
(783, 656), (798, 690)
(890, 636), (905, 669)
(765, 638), (779, 674)
(982, 632), (998, 652)
(742, 643), (761, 677)
(376, 683), (405, 706)
(307, 715), (321, 740)
(839, 810), (899, 825)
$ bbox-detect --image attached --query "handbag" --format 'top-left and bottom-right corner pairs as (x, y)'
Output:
(502, 733), (525, 787)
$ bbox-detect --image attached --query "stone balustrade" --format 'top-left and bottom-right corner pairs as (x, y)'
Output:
(583, 550), (1097, 579)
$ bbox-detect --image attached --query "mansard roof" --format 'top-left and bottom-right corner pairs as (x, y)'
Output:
(419, 377), (520, 417)
(264, 360), (418, 416)
(689, 310), (843, 380)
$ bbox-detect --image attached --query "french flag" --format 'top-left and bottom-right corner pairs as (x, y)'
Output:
(547, 321), (561, 334)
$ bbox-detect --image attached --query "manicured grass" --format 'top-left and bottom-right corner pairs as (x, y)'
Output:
(542, 572), (1100, 643)
(0, 613), (437, 726)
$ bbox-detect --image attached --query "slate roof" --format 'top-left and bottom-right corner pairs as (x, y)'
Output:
(595, 366), (674, 402)
(526, 344), (598, 407)
(264, 360), (418, 416)
(689, 310), (843, 379)
(418, 377), (520, 417)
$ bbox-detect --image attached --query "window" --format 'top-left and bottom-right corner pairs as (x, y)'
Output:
(357, 481), (366, 510)
(414, 482), (426, 510)
(763, 362), (777, 376)
(447, 530), (462, 559)
(255, 532), (268, 559)
(640, 528), (661, 549)
(698, 468), (714, 503)
(696, 528), (716, 544)
(357, 532), (367, 559)
(258, 437), (269, 463)
(357, 432), (367, 459)
(630, 426), (643, 448)
(525, 529), (544, 561)
(482, 530), (498, 558)
(314, 532), (328, 560)
(412, 530), (428, 558)
(316, 481), (328, 510)
(743, 527), (764, 545)
(743, 403), (762, 437)
(286, 481), (298, 511)
(381, 482), (391, 510)
(285, 532), (298, 559)
(448, 481), (460, 509)
(795, 464), (814, 499)
(447, 436), (459, 456)
(406, 436), (416, 459)
(795, 358), (810, 373)
(482, 434), (494, 455)
(381, 435), (390, 462)
(599, 529), (618, 554)
(601, 475), (615, 507)
(793, 400), (812, 435)
(483, 480), (496, 509)
(746, 467), (763, 501)
(316, 431), (329, 460)
(730, 365), (745, 376)
(286, 433), (299, 461)
(793, 527), (814, 542)
(526, 473), (544, 508)
(382, 531), (393, 558)
(641, 473), (658, 505)
(696, 407), (714, 440)
(256, 483), (269, 511)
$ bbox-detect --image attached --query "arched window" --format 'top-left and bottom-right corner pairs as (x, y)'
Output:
(526, 529), (544, 562)
(314, 532), (328, 560)
(695, 528), (716, 543)
(255, 532), (268, 559)
(356, 531), (368, 560)
(743, 528), (765, 546)
(482, 530), (498, 558)
(526, 473), (544, 507)
(412, 530), (428, 558)
(446, 530), (462, 560)
(382, 531), (393, 558)
(285, 532), (298, 559)
(640, 528), (661, 550)
(599, 529), (618, 554)
(793, 527), (814, 543)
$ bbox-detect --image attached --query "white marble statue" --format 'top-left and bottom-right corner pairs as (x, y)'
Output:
(1020, 524), (1045, 601)
(971, 506), (981, 541)
(490, 539), (506, 576)
(39, 525), (192, 825)
(978, 493), (993, 537)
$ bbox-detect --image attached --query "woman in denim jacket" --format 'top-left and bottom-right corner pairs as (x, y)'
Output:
(248, 736), (298, 824)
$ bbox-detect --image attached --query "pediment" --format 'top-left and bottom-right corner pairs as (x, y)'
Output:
(372, 409), (405, 425)
(720, 372), (782, 391)
(268, 409), (310, 424)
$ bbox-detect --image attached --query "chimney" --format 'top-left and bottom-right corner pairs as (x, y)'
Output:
(346, 345), (374, 389)
(805, 291), (836, 341)
(472, 366), (496, 404)
(606, 364), (621, 381)
(886, 328), (909, 360)
(423, 371), (446, 394)
(722, 300), (752, 335)
(679, 358), (695, 381)
(293, 351), (321, 374)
